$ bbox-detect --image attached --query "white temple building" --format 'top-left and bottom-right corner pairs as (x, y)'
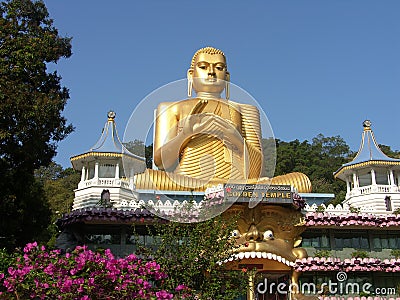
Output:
(334, 120), (400, 213)
(70, 111), (145, 210)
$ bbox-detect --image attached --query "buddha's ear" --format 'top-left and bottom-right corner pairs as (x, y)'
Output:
(187, 69), (194, 97)
(187, 69), (193, 80)
(225, 72), (230, 100)
(225, 71), (230, 82)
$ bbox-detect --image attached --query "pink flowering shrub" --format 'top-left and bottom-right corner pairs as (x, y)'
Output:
(0, 242), (187, 299)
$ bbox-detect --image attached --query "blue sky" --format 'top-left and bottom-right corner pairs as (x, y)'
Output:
(44, 1), (400, 168)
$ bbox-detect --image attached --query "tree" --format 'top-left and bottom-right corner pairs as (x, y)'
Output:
(35, 163), (79, 215)
(312, 134), (351, 158)
(310, 134), (352, 203)
(0, 0), (73, 249)
(272, 138), (315, 176)
(137, 214), (248, 299)
(269, 134), (353, 204)
(34, 163), (79, 247)
(379, 144), (400, 159)
(34, 161), (64, 182)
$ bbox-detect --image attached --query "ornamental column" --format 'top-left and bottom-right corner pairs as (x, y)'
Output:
(389, 169), (395, 186)
(80, 166), (86, 182)
(115, 163), (120, 179)
(371, 168), (377, 185)
(129, 168), (134, 190)
(353, 173), (358, 188)
(94, 162), (99, 179)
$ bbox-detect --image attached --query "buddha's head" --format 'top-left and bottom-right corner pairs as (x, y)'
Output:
(188, 46), (230, 97)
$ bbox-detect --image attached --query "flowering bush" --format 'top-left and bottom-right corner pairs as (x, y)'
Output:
(0, 242), (186, 299)
(136, 214), (248, 299)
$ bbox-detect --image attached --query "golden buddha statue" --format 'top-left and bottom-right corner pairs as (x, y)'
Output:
(134, 47), (311, 193)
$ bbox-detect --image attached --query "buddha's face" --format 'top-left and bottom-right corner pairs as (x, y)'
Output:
(190, 53), (228, 94)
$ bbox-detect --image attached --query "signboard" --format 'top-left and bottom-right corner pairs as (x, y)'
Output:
(224, 184), (293, 204)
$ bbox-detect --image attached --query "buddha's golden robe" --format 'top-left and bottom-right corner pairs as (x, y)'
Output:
(175, 99), (262, 180)
(134, 98), (311, 192)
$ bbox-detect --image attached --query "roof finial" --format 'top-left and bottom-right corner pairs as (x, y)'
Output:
(107, 110), (116, 121)
(362, 119), (371, 131)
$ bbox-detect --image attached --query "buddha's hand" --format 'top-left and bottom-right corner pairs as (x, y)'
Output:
(181, 113), (244, 154)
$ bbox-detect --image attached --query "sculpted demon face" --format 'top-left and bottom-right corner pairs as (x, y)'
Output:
(224, 204), (308, 271)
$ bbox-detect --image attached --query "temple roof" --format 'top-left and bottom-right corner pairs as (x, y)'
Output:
(294, 257), (400, 273)
(334, 120), (400, 179)
(90, 111), (123, 153)
(56, 208), (162, 227)
(304, 211), (400, 227)
(70, 111), (145, 169)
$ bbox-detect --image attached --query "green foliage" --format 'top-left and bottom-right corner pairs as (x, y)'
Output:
(0, 0), (72, 249)
(271, 138), (312, 176)
(0, 0), (73, 169)
(0, 171), (51, 250)
(0, 248), (17, 274)
(326, 190), (347, 206)
(379, 144), (400, 158)
(137, 214), (248, 299)
(393, 208), (400, 215)
(390, 249), (400, 259)
(34, 161), (64, 182)
(313, 250), (331, 258)
(265, 134), (353, 203)
(36, 163), (79, 215)
(312, 134), (351, 158)
(351, 250), (368, 258)
(315, 205), (326, 212)
(35, 162), (80, 247)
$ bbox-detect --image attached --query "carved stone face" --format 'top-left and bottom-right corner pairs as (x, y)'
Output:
(189, 52), (227, 94)
(224, 204), (307, 270)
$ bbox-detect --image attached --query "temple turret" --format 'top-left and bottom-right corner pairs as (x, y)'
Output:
(334, 120), (400, 212)
(70, 111), (145, 210)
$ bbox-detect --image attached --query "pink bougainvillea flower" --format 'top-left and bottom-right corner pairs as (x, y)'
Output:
(0, 242), (182, 299)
